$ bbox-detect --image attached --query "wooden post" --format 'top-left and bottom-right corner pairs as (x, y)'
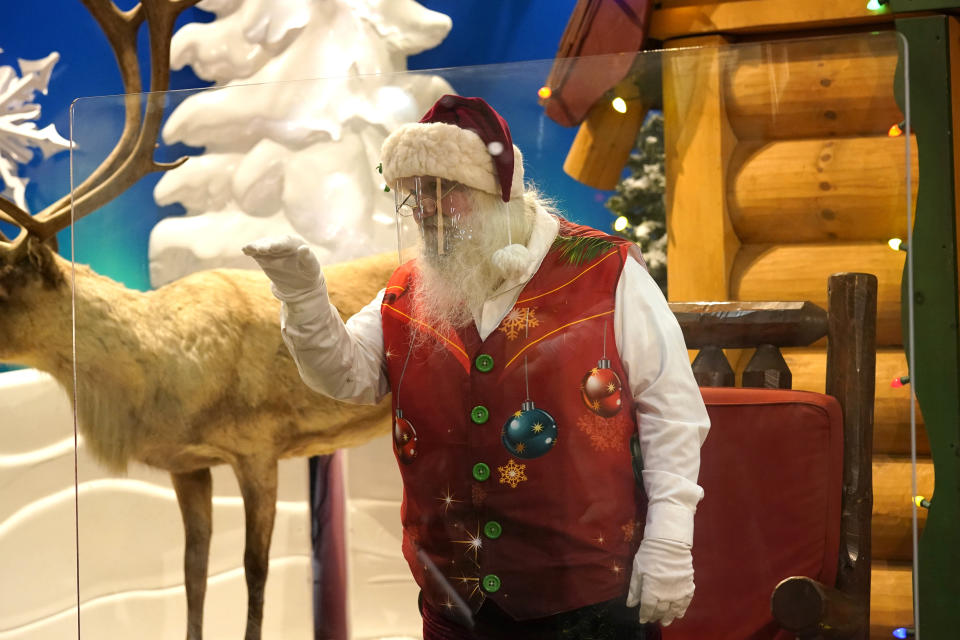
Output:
(662, 35), (740, 302)
(691, 345), (736, 387)
(825, 272), (878, 640)
(742, 344), (792, 389)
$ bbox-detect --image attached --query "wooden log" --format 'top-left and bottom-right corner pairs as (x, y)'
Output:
(563, 88), (649, 190)
(723, 42), (902, 140)
(870, 562), (914, 640)
(730, 243), (906, 347)
(772, 576), (866, 639)
(671, 300), (827, 348)
(650, 0), (895, 42)
(729, 136), (919, 244)
(781, 348), (930, 456)
(873, 456), (934, 562)
(826, 272), (877, 640)
(664, 35), (740, 302)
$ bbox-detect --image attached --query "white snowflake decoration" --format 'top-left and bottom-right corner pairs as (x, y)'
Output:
(0, 50), (70, 211)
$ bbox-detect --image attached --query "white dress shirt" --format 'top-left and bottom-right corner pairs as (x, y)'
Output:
(280, 206), (710, 547)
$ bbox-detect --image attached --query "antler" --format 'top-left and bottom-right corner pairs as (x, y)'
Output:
(0, 0), (200, 257)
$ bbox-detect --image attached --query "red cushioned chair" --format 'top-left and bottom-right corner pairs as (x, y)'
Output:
(662, 273), (877, 640)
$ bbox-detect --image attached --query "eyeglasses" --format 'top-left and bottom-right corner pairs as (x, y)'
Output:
(394, 177), (464, 222)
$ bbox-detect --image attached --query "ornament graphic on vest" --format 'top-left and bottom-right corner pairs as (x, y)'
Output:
(501, 312), (559, 458)
(502, 400), (558, 459)
(581, 320), (623, 417)
(393, 409), (419, 464)
(581, 358), (623, 417)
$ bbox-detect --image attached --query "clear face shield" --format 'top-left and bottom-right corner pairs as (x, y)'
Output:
(394, 176), (476, 264)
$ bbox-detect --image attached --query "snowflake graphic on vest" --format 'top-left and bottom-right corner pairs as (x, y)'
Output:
(497, 458), (528, 488)
(498, 306), (539, 340)
(576, 411), (632, 452)
(621, 519), (642, 543)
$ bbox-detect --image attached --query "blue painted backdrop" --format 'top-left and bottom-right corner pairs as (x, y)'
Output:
(1, 0), (613, 294)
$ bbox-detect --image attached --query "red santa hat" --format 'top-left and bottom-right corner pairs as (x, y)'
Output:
(380, 95), (524, 202)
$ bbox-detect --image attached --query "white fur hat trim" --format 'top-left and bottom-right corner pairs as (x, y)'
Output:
(381, 121), (524, 200)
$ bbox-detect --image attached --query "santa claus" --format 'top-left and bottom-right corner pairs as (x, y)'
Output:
(244, 94), (709, 639)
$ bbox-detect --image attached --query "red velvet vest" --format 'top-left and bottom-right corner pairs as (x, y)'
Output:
(380, 223), (645, 620)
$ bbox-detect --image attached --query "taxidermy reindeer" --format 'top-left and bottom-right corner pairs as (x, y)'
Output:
(0, 1), (393, 638)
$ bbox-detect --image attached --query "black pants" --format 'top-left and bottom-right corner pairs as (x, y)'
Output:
(421, 593), (662, 640)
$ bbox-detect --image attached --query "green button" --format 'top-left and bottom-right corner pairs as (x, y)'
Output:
(471, 405), (490, 424)
(483, 520), (502, 539)
(482, 574), (501, 593)
(475, 354), (495, 372)
(472, 462), (491, 482)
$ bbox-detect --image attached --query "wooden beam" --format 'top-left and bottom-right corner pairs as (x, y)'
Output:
(663, 35), (740, 301)
(670, 300), (828, 348)
(563, 85), (650, 189)
(651, 0), (894, 42)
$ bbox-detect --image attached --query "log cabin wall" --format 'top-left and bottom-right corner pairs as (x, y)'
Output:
(661, 32), (923, 638)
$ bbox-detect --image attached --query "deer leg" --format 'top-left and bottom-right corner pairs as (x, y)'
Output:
(233, 457), (279, 640)
(171, 469), (213, 640)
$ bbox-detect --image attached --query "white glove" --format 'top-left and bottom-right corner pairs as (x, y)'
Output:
(626, 537), (695, 626)
(242, 235), (323, 300)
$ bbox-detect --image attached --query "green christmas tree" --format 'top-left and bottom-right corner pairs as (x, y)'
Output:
(605, 111), (666, 291)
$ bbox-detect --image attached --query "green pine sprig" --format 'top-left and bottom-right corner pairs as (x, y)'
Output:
(552, 235), (616, 266)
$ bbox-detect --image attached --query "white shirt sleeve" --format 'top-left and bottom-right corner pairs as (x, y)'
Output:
(614, 256), (710, 547)
(279, 284), (390, 405)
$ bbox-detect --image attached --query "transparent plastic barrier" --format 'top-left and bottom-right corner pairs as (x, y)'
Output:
(58, 32), (918, 639)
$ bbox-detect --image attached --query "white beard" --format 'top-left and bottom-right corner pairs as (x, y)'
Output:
(410, 190), (534, 335)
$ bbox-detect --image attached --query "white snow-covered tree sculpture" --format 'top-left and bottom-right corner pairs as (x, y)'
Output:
(0, 50), (69, 213)
(150, 0), (453, 286)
